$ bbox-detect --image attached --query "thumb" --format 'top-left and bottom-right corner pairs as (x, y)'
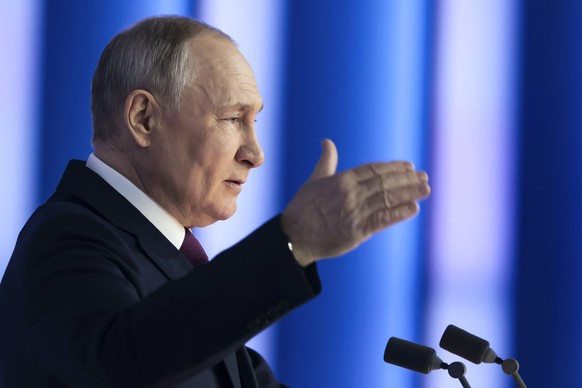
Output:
(309, 138), (338, 180)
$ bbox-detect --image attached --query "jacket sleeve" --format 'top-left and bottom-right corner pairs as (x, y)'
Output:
(22, 205), (320, 387)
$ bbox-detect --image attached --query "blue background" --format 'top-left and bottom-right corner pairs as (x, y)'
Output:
(1, 0), (578, 386)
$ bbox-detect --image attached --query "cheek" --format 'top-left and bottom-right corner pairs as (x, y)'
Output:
(199, 142), (238, 175)
(188, 136), (240, 203)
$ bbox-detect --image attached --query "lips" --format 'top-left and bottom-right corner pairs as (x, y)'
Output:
(226, 176), (246, 185)
(224, 178), (244, 192)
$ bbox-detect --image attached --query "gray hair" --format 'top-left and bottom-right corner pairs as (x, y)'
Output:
(91, 16), (232, 142)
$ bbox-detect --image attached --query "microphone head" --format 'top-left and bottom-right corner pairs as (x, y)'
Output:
(439, 324), (498, 364)
(384, 337), (443, 374)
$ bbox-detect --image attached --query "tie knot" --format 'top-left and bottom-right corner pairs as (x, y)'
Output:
(180, 228), (209, 266)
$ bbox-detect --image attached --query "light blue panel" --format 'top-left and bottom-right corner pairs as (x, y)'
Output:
(0, 0), (41, 278)
(425, 1), (519, 386)
(279, 1), (430, 387)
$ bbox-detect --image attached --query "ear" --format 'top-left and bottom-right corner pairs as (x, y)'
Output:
(124, 89), (160, 148)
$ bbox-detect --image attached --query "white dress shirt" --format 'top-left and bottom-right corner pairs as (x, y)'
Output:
(86, 153), (185, 249)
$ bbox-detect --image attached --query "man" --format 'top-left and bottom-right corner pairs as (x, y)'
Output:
(0, 16), (430, 387)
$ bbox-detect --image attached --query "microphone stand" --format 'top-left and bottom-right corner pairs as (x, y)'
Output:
(443, 361), (471, 388)
(500, 358), (526, 388)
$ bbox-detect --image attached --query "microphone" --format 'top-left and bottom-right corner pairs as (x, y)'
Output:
(439, 325), (527, 388)
(384, 337), (444, 374)
(384, 337), (472, 387)
(440, 324), (501, 364)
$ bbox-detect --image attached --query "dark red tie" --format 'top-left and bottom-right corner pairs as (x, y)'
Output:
(179, 228), (209, 266)
(180, 229), (232, 385)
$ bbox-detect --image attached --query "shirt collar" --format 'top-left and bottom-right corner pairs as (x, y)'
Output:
(86, 153), (185, 249)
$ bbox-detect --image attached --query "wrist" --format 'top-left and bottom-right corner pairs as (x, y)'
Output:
(287, 241), (313, 267)
(280, 214), (314, 267)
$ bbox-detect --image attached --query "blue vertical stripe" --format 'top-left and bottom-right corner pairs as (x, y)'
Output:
(279, 1), (430, 386)
(517, 2), (582, 385)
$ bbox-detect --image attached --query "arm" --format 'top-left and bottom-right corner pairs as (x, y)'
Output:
(23, 209), (317, 387)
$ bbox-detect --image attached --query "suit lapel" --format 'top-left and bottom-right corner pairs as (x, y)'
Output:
(54, 160), (192, 279)
(223, 352), (242, 388)
(236, 348), (260, 388)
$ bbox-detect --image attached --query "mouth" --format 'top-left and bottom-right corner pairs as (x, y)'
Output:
(225, 179), (244, 191)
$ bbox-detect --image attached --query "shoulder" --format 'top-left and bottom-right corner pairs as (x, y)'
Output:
(12, 197), (134, 273)
(25, 197), (122, 243)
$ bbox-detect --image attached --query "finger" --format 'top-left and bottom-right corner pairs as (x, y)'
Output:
(360, 184), (430, 218)
(362, 170), (429, 195)
(351, 161), (415, 182)
(360, 202), (420, 236)
(379, 202), (420, 228)
(309, 138), (338, 180)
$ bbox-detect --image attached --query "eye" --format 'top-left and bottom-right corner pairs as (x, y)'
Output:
(225, 117), (240, 124)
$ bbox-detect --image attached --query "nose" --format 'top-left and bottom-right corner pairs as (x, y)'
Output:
(236, 128), (264, 168)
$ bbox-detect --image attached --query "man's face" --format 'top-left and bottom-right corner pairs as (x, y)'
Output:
(144, 34), (264, 227)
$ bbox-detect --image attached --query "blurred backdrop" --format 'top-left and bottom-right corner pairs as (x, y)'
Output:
(1, 0), (580, 387)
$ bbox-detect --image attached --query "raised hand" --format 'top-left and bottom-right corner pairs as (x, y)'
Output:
(281, 139), (430, 267)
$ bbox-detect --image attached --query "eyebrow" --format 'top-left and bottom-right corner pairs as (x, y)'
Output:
(230, 103), (264, 113)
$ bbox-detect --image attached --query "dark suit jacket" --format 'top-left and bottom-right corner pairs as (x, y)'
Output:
(0, 160), (321, 387)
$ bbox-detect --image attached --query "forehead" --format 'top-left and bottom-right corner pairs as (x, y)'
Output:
(185, 34), (262, 110)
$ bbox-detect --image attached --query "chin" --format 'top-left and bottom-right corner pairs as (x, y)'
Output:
(203, 204), (237, 225)
(217, 207), (237, 221)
